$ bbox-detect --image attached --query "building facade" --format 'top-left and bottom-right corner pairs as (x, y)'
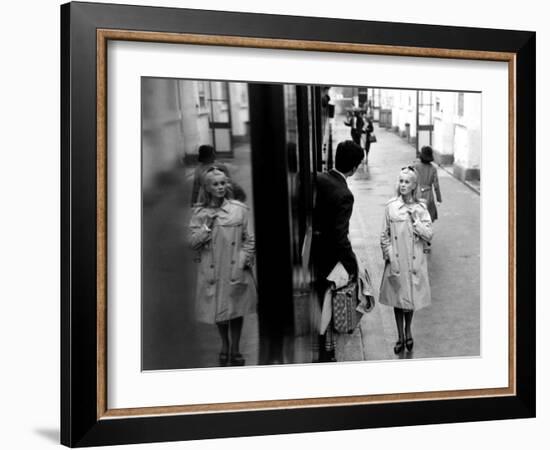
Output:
(378, 88), (481, 182)
(141, 78), (250, 192)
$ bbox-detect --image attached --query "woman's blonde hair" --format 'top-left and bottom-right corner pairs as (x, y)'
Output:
(196, 167), (234, 206)
(394, 166), (421, 202)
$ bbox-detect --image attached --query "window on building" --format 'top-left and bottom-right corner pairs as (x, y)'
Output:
(457, 92), (465, 117)
(197, 81), (207, 109)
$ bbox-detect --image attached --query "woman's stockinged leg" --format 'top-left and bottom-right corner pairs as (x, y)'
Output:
(229, 316), (243, 355)
(216, 320), (230, 366)
(404, 310), (414, 351)
(393, 308), (405, 353)
(229, 316), (245, 366)
(404, 310), (414, 340)
(393, 308), (405, 341)
(216, 321), (230, 353)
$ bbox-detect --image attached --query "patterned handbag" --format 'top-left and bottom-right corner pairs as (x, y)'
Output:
(332, 281), (361, 334)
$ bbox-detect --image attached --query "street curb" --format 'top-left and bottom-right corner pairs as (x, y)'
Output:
(437, 164), (481, 195)
(381, 126), (481, 196)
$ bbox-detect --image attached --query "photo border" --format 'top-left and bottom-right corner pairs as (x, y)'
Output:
(61, 2), (534, 446)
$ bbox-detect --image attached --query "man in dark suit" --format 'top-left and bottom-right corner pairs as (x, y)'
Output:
(312, 140), (364, 362)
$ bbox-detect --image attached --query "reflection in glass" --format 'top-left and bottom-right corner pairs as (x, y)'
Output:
(141, 78), (257, 370)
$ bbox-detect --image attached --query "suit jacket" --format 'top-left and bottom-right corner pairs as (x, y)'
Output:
(312, 170), (358, 285)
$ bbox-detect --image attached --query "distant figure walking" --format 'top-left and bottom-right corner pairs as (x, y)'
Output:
(344, 109), (365, 147)
(379, 166), (433, 355)
(189, 167), (256, 367)
(414, 146), (442, 222)
(361, 114), (374, 160)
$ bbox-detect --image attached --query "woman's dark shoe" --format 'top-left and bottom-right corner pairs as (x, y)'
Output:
(219, 352), (229, 367)
(230, 352), (245, 366)
(405, 337), (414, 352)
(393, 340), (405, 354)
(318, 349), (337, 363)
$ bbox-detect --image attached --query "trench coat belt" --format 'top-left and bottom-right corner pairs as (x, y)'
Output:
(419, 185), (431, 192)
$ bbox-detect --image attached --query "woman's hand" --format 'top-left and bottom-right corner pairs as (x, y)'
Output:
(389, 255), (400, 274)
(204, 213), (217, 229)
(408, 207), (433, 242)
(196, 224), (212, 243)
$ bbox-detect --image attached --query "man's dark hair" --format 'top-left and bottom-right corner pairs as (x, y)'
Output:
(334, 140), (364, 173)
(198, 144), (216, 164)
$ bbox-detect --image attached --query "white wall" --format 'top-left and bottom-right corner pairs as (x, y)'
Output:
(142, 78), (184, 190)
(0, 1), (546, 450)
(230, 83), (250, 137)
(433, 92), (458, 157)
(452, 93), (482, 170)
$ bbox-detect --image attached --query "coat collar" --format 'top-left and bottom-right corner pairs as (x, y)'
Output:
(219, 198), (230, 212)
(208, 198), (230, 212)
(396, 196), (418, 210)
(328, 169), (348, 186)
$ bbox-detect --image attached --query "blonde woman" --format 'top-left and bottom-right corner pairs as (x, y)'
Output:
(189, 167), (256, 366)
(380, 167), (433, 354)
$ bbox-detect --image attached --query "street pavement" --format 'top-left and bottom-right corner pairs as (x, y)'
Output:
(332, 116), (481, 361)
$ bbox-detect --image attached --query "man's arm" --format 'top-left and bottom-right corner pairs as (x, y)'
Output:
(333, 193), (358, 277)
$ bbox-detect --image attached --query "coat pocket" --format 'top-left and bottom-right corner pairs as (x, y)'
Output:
(230, 250), (248, 285)
(389, 254), (400, 275)
(383, 260), (401, 292)
(197, 250), (216, 283)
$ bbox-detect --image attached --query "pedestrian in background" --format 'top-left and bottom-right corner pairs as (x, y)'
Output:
(361, 113), (374, 164)
(379, 167), (433, 354)
(344, 109), (364, 147)
(414, 146), (442, 222)
(189, 167), (256, 367)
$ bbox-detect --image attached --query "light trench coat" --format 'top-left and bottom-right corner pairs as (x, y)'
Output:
(189, 199), (257, 324)
(379, 196), (433, 311)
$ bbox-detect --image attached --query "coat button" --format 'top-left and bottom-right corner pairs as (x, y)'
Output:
(231, 242), (236, 246)
(395, 254), (399, 257)
(412, 256), (416, 260)
(210, 264), (214, 268)
(394, 236), (398, 240)
(210, 281), (215, 285)
(231, 260), (235, 264)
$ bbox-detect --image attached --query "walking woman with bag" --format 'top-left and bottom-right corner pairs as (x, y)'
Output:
(413, 145), (442, 222)
(379, 166), (433, 354)
(189, 167), (257, 367)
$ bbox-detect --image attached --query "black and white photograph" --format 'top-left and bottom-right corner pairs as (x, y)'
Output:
(141, 78), (481, 370)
